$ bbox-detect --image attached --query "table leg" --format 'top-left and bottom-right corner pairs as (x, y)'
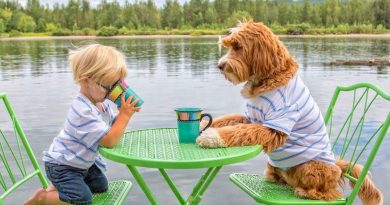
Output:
(185, 168), (213, 204)
(127, 165), (159, 205)
(186, 166), (222, 205)
(127, 165), (222, 205)
(159, 168), (185, 204)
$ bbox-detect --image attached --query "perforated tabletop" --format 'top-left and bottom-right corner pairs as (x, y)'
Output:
(99, 128), (261, 169)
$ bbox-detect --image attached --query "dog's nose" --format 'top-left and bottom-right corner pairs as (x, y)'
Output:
(218, 63), (226, 70)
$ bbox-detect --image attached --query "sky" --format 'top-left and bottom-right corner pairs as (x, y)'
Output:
(18, 0), (188, 8)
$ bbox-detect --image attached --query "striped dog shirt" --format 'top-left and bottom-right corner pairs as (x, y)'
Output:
(245, 75), (335, 169)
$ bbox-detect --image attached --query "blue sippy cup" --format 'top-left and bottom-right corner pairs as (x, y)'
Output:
(106, 80), (144, 107)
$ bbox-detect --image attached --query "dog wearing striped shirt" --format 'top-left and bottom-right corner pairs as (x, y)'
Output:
(196, 21), (383, 205)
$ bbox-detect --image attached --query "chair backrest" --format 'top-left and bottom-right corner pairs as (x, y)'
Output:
(0, 93), (48, 204)
(323, 83), (390, 205)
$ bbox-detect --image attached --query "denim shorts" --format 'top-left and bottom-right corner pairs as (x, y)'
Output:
(45, 162), (108, 205)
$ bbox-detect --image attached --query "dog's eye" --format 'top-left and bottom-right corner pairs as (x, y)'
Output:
(232, 43), (241, 51)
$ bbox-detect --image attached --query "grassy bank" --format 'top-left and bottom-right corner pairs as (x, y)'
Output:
(1, 24), (390, 38)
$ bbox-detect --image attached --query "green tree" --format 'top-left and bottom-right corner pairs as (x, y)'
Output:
(321, 0), (340, 26)
(0, 7), (12, 31)
(45, 22), (58, 32)
(0, 0), (387, 34)
(301, 0), (311, 23)
(134, 0), (160, 28)
(16, 12), (36, 32)
(228, 0), (239, 14)
(214, 0), (229, 24)
(161, 0), (183, 29)
(122, 2), (140, 29)
(9, 10), (21, 30)
(64, 0), (81, 30)
(0, 1), (21, 10)
(183, 0), (205, 27)
(25, 0), (44, 22)
(241, 0), (256, 18)
(277, 2), (289, 25)
(50, 2), (65, 29)
(0, 18), (4, 32)
(373, 0), (390, 28)
(267, 2), (279, 24)
(36, 18), (46, 32)
(225, 10), (252, 27)
(204, 5), (218, 25)
(288, 3), (300, 24)
(96, 0), (121, 28)
(80, 0), (94, 29)
(343, 0), (369, 25)
(254, 0), (267, 22)
(310, 3), (322, 26)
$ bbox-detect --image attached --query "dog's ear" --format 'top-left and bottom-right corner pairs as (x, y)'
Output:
(220, 36), (231, 47)
(220, 36), (229, 47)
(248, 23), (283, 78)
(220, 35), (239, 49)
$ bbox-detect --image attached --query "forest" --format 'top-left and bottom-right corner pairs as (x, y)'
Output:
(0, 0), (389, 36)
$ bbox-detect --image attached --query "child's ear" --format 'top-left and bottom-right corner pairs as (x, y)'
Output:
(80, 79), (90, 87)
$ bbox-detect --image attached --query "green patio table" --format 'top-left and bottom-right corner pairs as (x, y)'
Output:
(99, 128), (262, 205)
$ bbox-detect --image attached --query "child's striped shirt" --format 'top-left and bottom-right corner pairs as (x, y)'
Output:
(43, 93), (117, 171)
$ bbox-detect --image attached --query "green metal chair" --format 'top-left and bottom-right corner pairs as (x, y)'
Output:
(230, 82), (390, 205)
(0, 93), (132, 205)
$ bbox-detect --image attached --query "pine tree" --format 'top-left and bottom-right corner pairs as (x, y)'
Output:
(162, 0), (183, 29)
(373, 0), (390, 28)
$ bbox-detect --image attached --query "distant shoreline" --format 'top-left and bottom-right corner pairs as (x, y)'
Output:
(278, 34), (390, 38)
(0, 35), (219, 41)
(1, 34), (390, 41)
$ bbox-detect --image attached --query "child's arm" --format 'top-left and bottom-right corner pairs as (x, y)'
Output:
(99, 94), (141, 148)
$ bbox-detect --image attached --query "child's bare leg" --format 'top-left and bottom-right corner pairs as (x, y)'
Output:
(46, 185), (56, 192)
(24, 188), (69, 205)
(39, 190), (69, 205)
(24, 188), (46, 205)
(24, 185), (56, 205)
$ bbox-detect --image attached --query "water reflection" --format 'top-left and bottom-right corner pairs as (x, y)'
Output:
(283, 38), (390, 72)
(1, 37), (389, 78)
(376, 66), (388, 75)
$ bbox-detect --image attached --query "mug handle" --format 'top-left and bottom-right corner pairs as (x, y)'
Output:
(200, 113), (213, 133)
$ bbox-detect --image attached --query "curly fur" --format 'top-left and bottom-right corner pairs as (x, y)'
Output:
(218, 21), (298, 98)
(336, 160), (383, 205)
(198, 21), (383, 204)
(265, 160), (343, 200)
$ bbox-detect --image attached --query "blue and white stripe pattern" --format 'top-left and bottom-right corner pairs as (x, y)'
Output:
(245, 75), (335, 169)
(43, 93), (118, 171)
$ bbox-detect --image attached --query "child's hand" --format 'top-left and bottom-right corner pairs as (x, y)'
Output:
(118, 94), (141, 118)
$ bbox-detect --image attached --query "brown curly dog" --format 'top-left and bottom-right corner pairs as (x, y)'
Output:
(196, 21), (383, 205)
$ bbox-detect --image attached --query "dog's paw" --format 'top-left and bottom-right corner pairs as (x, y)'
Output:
(196, 128), (226, 148)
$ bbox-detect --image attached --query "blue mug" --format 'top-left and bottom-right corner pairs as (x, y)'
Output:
(175, 108), (212, 143)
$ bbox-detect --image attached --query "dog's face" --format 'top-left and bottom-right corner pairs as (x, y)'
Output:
(218, 21), (290, 84)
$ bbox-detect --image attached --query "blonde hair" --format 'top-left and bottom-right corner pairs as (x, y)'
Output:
(69, 43), (128, 86)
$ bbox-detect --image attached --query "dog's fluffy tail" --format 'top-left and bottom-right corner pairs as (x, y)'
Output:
(336, 159), (383, 205)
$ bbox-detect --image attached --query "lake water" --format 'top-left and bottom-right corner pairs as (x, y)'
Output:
(0, 36), (389, 204)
